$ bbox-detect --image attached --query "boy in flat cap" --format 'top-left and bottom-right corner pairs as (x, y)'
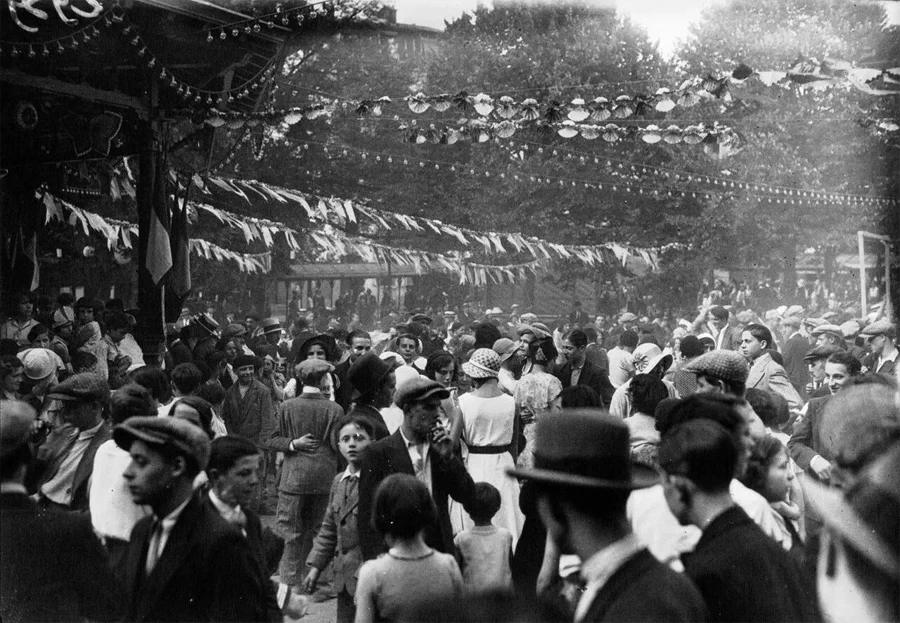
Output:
(860, 319), (898, 378)
(117, 416), (269, 622)
(1, 400), (123, 622)
(358, 378), (476, 561)
(509, 410), (706, 622)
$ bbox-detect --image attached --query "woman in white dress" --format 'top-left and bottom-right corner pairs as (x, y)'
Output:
(458, 348), (524, 546)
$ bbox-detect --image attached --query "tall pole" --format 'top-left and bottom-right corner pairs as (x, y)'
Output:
(885, 240), (893, 319)
(859, 230), (867, 317)
(136, 79), (165, 365)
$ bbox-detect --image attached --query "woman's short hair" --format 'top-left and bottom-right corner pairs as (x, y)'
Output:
(372, 473), (437, 538)
(424, 350), (456, 382)
(27, 324), (50, 343)
(741, 435), (785, 494)
(630, 374), (668, 416)
(171, 395), (215, 439)
(559, 385), (600, 409)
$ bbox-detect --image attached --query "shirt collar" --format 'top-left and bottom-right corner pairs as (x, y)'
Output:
(575, 532), (644, 622)
(301, 386), (321, 395)
(340, 465), (360, 481)
(77, 420), (105, 441)
(399, 426), (429, 450)
(209, 489), (239, 515)
(880, 347), (899, 364)
(155, 495), (192, 530)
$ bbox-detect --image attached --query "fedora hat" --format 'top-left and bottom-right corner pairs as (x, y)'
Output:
(802, 442), (900, 578)
(192, 313), (219, 336)
(349, 352), (397, 398)
(508, 409), (659, 489)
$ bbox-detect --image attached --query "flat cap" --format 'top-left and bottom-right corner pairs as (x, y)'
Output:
(409, 313), (432, 325)
(222, 323), (247, 338)
(811, 323), (843, 337)
(840, 320), (861, 338)
(1, 400), (36, 459)
(785, 305), (805, 318)
(683, 349), (750, 384)
(297, 358), (333, 383)
(394, 378), (449, 410)
(518, 313), (539, 324)
(803, 317), (825, 328)
(45, 372), (110, 402)
(822, 311), (840, 321)
(618, 312), (638, 323)
(113, 416), (211, 471)
(735, 311), (755, 325)
(860, 319), (896, 337)
(802, 344), (843, 362)
(233, 354), (260, 370)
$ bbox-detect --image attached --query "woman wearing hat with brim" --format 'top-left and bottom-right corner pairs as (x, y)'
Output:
(608, 344), (676, 418)
(295, 334), (338, 365)
(457, 349), (524, 546)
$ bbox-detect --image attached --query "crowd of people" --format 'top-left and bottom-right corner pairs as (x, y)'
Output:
(1, 286), (899, 622)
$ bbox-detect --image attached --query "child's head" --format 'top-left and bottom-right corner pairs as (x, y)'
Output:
(743, 436), (793, 503)
(372, 473), (436, 539)
(28, 324), (51, 350)
(336, 416), (374, 467)
(466, 481), (502, 525)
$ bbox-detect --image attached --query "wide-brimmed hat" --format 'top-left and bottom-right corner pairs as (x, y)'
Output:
(349, 352), (397, 398)
(802, 442), (900, 578)
(299, 334), (337, 361)
(262, 318), (282, 335)
(114, 416), (211, 472)
(508, 409), (659, 489)
(19, 349), (58, 381)
(632, 344), (673, 375)
(492, 338), (517, 363)
(192, 313), (219, 336)
(462, 348), (501, 379)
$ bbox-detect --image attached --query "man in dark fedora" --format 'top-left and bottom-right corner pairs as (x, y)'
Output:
(345, 351), (396, 441)
(358, 378), (475, 560)
(508, 410), (707, 622)
(2, 400), (123, 622)
(117, 416), (269, 622)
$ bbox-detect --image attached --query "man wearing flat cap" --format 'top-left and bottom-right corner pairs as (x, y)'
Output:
(508, 410), (707, 622)
(358, 378), (476, 561)
(802, 344), (842, 400)
(268, 358), (343, 595)
(1, 400), (124, 622)
(31, 372), (112, 511)
(860, 319), (898, 378)
(222, 354), (276, 513)
(116, 417), (269, 621)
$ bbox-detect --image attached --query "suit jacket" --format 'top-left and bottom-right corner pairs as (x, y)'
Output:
(33, 420), (112, 511)
(746, 353), (802, 412)
(1, 491), (123, 622)
(333, 358), (354, 413)
(268, 393), (342, 495)
(120, 494), (269, 622)
(358, 430), (475, 560)
(781, 333), (810, 398)
(788, 395), (832, 472)
(551, 359), (614, 407)
(863, 351), (897, 378)
(581, 549), (706, 622)
(306, 472), (362, 595)
(222, 379), (276, 447)
(682, 506), (818, 622)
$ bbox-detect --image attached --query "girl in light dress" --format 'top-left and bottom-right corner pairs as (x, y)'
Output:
(513, 337), (562, 470)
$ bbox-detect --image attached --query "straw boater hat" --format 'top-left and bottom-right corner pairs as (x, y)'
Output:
(508, 410), (659, 489)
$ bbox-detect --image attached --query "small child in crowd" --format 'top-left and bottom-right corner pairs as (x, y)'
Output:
(455, 481), (513, 594)
(354, 474), (463, 623)
(303, 416), (374, 623)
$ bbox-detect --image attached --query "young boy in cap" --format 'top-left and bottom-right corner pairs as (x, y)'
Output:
(117, 416), (270, 622)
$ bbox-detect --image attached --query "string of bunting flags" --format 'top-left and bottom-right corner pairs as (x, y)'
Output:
(278, 138), (898, 208)
(39, 191), (272, 274)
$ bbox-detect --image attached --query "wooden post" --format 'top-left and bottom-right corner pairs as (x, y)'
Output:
(136, 80), (165, 366)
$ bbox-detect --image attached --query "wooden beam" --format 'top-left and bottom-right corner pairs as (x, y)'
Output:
(1, 69), (149, 118)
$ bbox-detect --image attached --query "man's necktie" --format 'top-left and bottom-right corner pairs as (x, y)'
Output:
(145, 519), (163, 576)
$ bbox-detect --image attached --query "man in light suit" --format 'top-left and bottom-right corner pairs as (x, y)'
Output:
(116, 416), (269, 622)
(358, 378), (475, 560)
(740, 324), (802, 411)
(222, 354), (276, 512)
(31, 373), (112, 511)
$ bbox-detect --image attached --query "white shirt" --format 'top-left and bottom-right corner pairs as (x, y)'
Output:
(90, 439), (151, 540)
(379, 405), (404, 435)
(574, 533), (645, 622)
(118, 333), (146, 371)
(41, 420), (105, 506)
(876, 347), (899, 374)
(627, 484), (701, 571)
(729, 479), (787, 550)
(399, 427), (432, 493)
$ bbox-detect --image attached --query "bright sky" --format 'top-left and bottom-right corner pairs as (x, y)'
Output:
(393, 0), (724, 58)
